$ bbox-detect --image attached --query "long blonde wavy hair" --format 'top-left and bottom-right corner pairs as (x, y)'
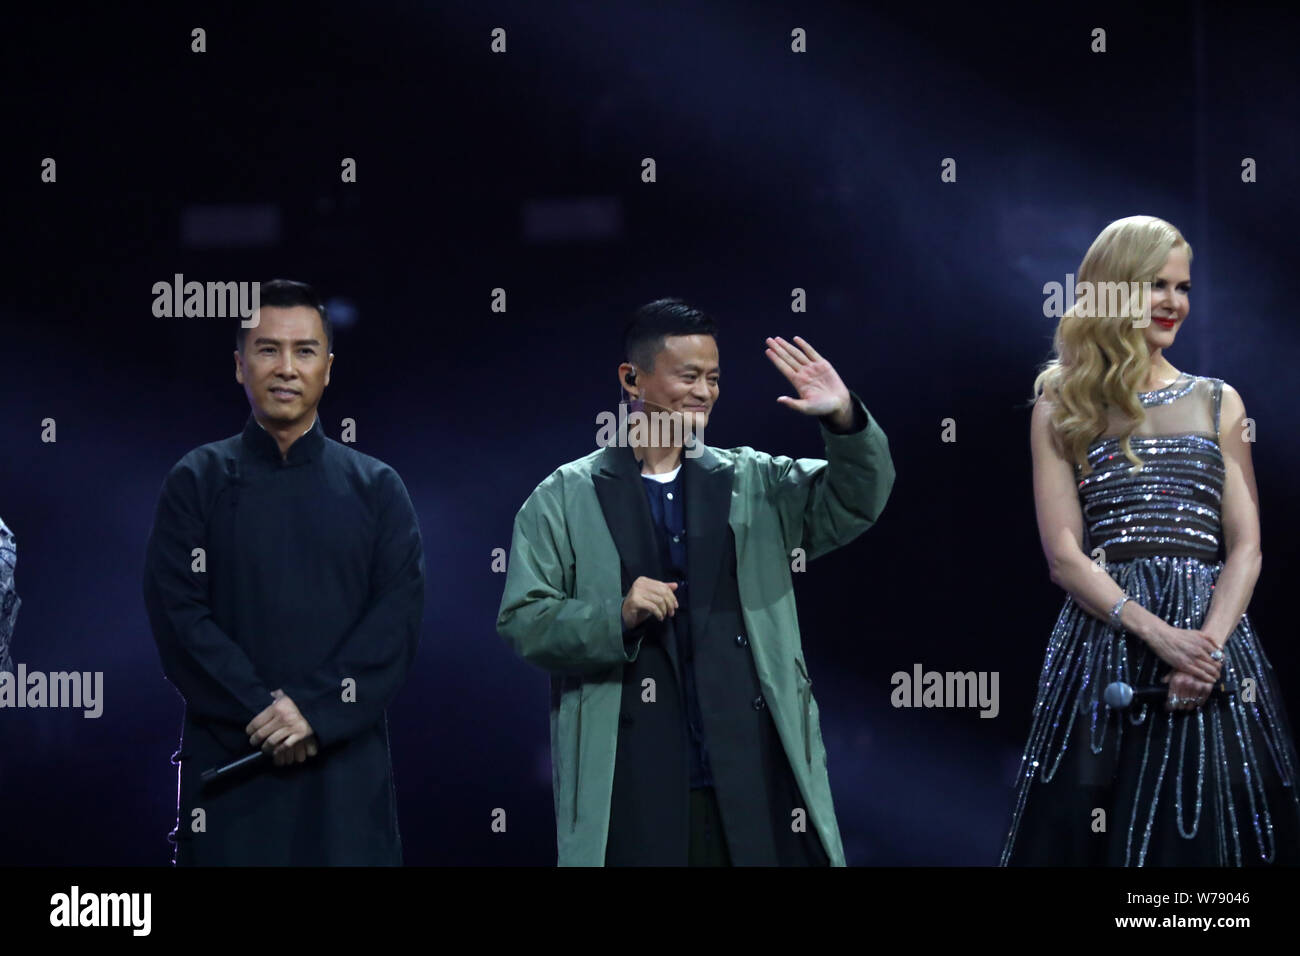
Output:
(1032, 215), (1194, 476)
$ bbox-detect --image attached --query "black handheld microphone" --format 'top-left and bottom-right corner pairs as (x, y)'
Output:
(200, 749), (267, 787)
(1103, 679), (1234, 709)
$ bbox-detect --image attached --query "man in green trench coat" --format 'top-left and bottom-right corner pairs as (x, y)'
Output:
(497, 299), (895, 866)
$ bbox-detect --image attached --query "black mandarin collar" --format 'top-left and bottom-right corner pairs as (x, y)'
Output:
(240, 413), (326, 465)
(640, 468), (681, 490)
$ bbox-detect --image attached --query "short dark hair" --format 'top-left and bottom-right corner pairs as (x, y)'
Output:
(624, 298), (718, 372)
(235, 279), (333, 353)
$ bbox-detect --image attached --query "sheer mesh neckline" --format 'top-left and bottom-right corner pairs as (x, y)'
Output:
(1087, 372), (1219, 450)
(1137, 370), (1190, 400)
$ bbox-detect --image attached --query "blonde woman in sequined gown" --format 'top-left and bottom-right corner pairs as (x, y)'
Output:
(1002, 216), (1300, 866)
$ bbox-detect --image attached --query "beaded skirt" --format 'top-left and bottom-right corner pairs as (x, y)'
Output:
(1001, 553), (1300, 865)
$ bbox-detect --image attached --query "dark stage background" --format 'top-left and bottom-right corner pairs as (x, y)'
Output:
(2, 0), (1298, 865)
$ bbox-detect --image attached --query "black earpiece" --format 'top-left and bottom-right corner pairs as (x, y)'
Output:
(625, 371), (637, 387)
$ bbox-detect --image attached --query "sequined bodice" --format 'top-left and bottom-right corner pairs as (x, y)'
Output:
(1075, 373), (1225, 563)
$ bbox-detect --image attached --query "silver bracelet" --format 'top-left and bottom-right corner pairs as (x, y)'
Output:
(1109, 595), (1131, 631)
